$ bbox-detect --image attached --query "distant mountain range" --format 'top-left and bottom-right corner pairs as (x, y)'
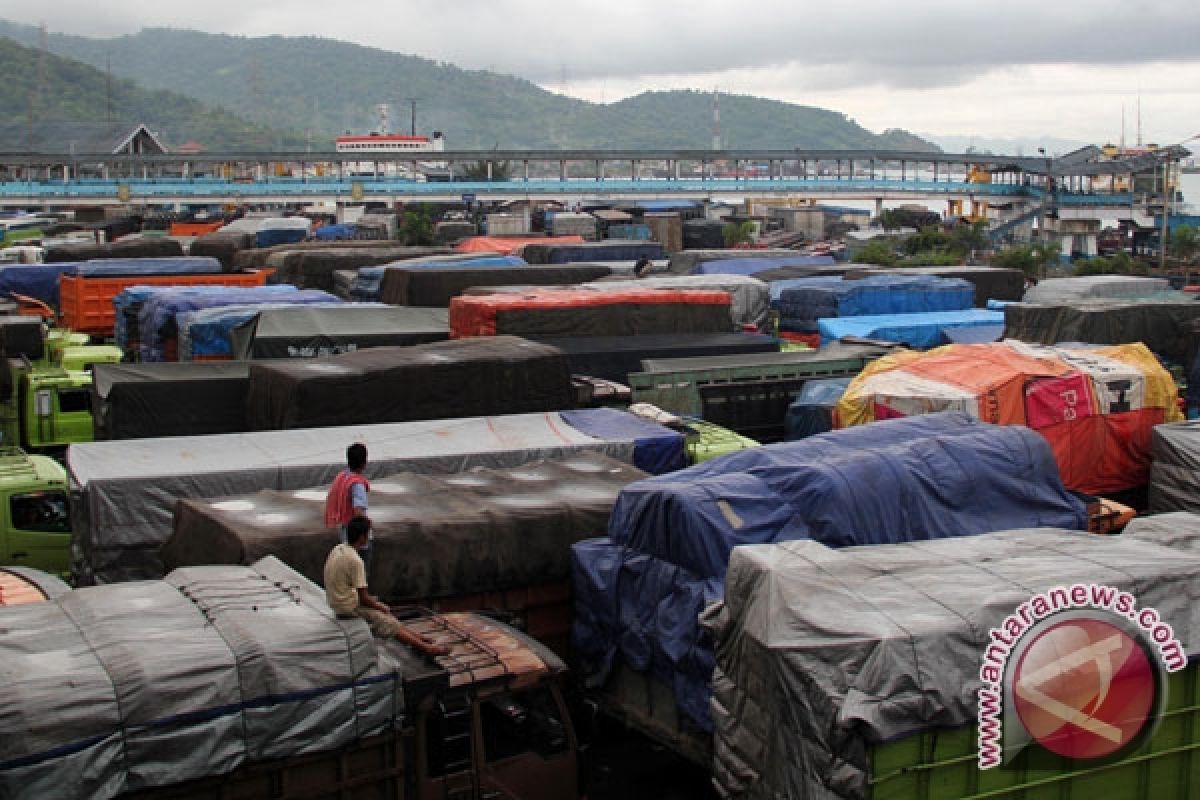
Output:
(0, 20), (942, 153)
(921, 134), (1095, 158)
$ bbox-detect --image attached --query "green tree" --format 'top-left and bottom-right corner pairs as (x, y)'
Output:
(876, 209), (903, 231)
(722, 220), (756, 248)
(948, 220), (989, 257)
(1172, 224), (1199, 264)
(400, 206), (434, 245)
(991, 241), (1060, 279)
(460, 159), (512, 181)
(856, 239), (898, 266)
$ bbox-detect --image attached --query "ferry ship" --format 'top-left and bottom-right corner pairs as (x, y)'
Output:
(334, 104), (446, 178)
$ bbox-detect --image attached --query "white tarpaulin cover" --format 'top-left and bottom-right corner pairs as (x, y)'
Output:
(0, 557), (398, 800)
(69, 411), (637, 584)
(703, 520), (1200, 799)
(1021, 275), (1172, 304)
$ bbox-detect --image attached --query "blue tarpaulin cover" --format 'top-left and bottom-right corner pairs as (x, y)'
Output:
(572, 412), (1087, 727)
(136, 287), (337, 361)
(690, 255), (835, 276)
(818, 309), (1005, 348)
(353, 256), (524, 301)
(526, 242), (664, 265)
(312, 224), (358, 241)
(254, 229), (308, 248)
(773, 275), (975, 332)
(182, 301), (352, 358)
(116, 285), (296, 351)
(0, 263), (73, 308)
(559, 408), (686, 475)
(63, 257), (223, 277)
(783, 376), (854, 440)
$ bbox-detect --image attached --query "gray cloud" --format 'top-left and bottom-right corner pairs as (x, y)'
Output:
(7, 0), (1200, 93)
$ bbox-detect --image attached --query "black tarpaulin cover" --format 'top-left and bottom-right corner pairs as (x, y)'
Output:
(531, 333), (779, 383)
(262, 246), (454, 290)
(704, 519), (1200, 799)
(165, 453), (647, 602)
(245, 335), (575, 430)
(1004, 300), (1200, 363)
(0, 316), (45, 361)
(380, 264), (613, 306)
(91, 362), (255, 440)
(230, 305), (448, 359)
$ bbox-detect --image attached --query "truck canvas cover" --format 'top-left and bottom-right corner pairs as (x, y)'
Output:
(449, 288), (733, 338)
(62, 256), (223, 277)
(843, 265), (1026, 306)
(136, 286), (340, 361)
(180, 301), (349, 359)
(520, 240), (664, 265)
(818, 308), (1005, 348)
(92, 361), (257, 440)
(688, 255), (836, 276)
(530, 333), (779, 383)
(1022, 275), (1174, 304)
(666, 249), (807, 275)
(838, 340), (1183, 494)
(263, 246), (453, 291)
(356, 255), (525, 301)
(380, 263), (612, 306)
(583, 274), (771, 329)
(772, 275), (975, 332)
(231, 305), (449, 359)
(1148, 421), (1200, 513)
(1004, 300), (1200, 364)
(0, 557), (404, 800)
(704, 519), (1200, 800)
(0, 316), (45, 361)
(244, 336), (574, 430)
(572, 413), (1087, 728)
(69, 408), (681, 583)
(166, 454), (646, 602)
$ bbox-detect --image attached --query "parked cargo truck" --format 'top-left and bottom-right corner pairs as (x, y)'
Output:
(0, 558), (579, 800)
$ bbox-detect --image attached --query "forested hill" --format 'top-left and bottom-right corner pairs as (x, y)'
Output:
(0, 36), (305, 151)
(0, 21), (940, 153)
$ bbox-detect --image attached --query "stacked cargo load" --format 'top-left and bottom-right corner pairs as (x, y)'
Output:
(229, 305), (448, 359)
(819, 308), (1006, 348)
(520, 240), (663, 265)
(249, 245), (454, 291)
(132, 286), (341, 361)
(92, 361), (260, 439)
(687, 254), (836, 276)
(528, 333), (779, 384)
(1004, 299), (1200, 365)
(582, 274), (771, 329)
(350, 254), (524, 301)
(1149, 421), (1200, 512)
(842, 264), (1026, 305)
(43, 236), (183, 263)
(188, 231), (257, 269)
(1022, 274), (1177, 303)
(772, 274), (975, 334)
(448, 288), (733, 338)
(666, 248), (820, 275)
(705, 515), (1200, 799)
(68, 407), (685, 584)
(165, 453), (647, 643)
(0, 557), (406, 798)
(837, 340), (1183, 494)
(244, 336), (574, 430)
(381, 263), (613, 307)
(572, 413), (1088, 732)
(454, 235), (583, 256)
(179, 301), (350, 360)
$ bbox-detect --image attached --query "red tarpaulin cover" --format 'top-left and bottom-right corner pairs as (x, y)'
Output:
(454, 236), (584, 255)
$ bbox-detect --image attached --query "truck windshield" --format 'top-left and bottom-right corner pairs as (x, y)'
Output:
(11, 491), (70, 533)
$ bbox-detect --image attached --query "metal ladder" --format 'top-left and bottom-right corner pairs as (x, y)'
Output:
(438, 693), (478, 800)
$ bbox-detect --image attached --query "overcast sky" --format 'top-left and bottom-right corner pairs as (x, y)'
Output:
(7, 0), (1200, 149)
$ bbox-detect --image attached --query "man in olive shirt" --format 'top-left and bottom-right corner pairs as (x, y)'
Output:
(324, 517), (446, 656)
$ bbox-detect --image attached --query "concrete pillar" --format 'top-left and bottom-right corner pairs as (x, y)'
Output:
(595, 159), (602, 182)
(673, 160), (680, 180)
(875, 198), (884, 217)
(487, 161), (493, 181)
(524, 160), (530, 181)
(560, 160), (567, 181)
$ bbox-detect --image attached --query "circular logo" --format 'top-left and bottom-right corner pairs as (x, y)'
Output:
(1012, 617), (1158, 760)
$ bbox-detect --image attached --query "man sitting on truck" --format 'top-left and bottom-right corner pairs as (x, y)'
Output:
(324, 517), (447, 656)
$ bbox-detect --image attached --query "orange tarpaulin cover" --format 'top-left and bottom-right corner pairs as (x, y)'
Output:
(454, 235), (585, 255)
(836, 341), (1183, 494)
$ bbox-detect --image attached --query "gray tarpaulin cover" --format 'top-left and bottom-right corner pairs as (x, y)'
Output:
(703, 521), (1200, 800)
(1022, 275), (1172, 304)
(230, 304), (449, 359)
(582, 275), (770, 328)
(666, 249), (805, 275)
(1003, 300), (1200, 363)
(0, 557), (401, 800)
(1148, 420), (1200, 512)
(68, 411), (642, 584)
(165, 453), (646, 602)
(244, 336), (574, 430)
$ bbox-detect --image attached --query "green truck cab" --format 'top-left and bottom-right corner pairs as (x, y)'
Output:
(0, 448), (71, 578)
